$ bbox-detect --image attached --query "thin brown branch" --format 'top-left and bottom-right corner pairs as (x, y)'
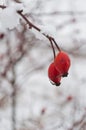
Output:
(13, 0), (21, 3)
(17, 10), (61, 51)
(68, 113), (86, 130)
(0, 5), (6, 9)
(6, 39), (17, 130)
(17, 10), (41, 32)
(31, 11), (86, 16)
(13, 25), (28, 64)
(0, 5), (61, 59)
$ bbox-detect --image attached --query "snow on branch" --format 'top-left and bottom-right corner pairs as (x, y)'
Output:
(0, 4), (61, 60)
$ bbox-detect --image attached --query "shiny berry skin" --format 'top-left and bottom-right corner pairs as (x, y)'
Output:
(54, 51), (71, 77)
(48, 62), (61, 86)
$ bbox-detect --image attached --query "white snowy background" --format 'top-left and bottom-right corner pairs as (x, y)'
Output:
(0, 0), (86, 130)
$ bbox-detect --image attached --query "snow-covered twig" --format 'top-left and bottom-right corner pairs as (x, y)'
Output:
(0, 4), (61, 60)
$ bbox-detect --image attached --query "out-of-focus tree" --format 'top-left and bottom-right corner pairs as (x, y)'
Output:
(0, 0), (86, 130)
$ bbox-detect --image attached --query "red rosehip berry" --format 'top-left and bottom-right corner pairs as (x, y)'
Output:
(48, 62), (61, 86)
(54, 51), (71, 77)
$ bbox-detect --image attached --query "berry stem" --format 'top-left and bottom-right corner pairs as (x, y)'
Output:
(52, 38), (61, 52)
(48, 38), (56, 60)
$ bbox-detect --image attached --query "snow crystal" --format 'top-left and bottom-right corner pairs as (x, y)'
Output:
(0, 3), (24, 29)
(31, 28), (46, 40)
(40, 25), (57, 38)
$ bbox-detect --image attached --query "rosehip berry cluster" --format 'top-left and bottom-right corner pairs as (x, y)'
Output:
(48, 51), (71, 86)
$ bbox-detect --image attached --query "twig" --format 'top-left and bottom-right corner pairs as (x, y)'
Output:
(6, 39), (17, 130)
(17, 10), (61, 52)
(0, 5), (61, 60)
(68, 113), (86, 130)
(30, 11), (86, 16)
(0, 5), (6, 9)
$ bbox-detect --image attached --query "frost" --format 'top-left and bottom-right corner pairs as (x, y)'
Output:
(9, 2), (24, 11)
(21, 0), (38, 13)
(0, 3), (24, 29)
(40, 25), (57, 38)
(0, 21), (6, 32)
(0, 0), (86, 130)
(0, 0), (5, 5)
(31, 24), (57, 41)
(31, 28), (46, 40)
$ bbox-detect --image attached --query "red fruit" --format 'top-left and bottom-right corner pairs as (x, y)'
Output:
(54, 51), (71, 77)
(48, 62), (61, 86)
